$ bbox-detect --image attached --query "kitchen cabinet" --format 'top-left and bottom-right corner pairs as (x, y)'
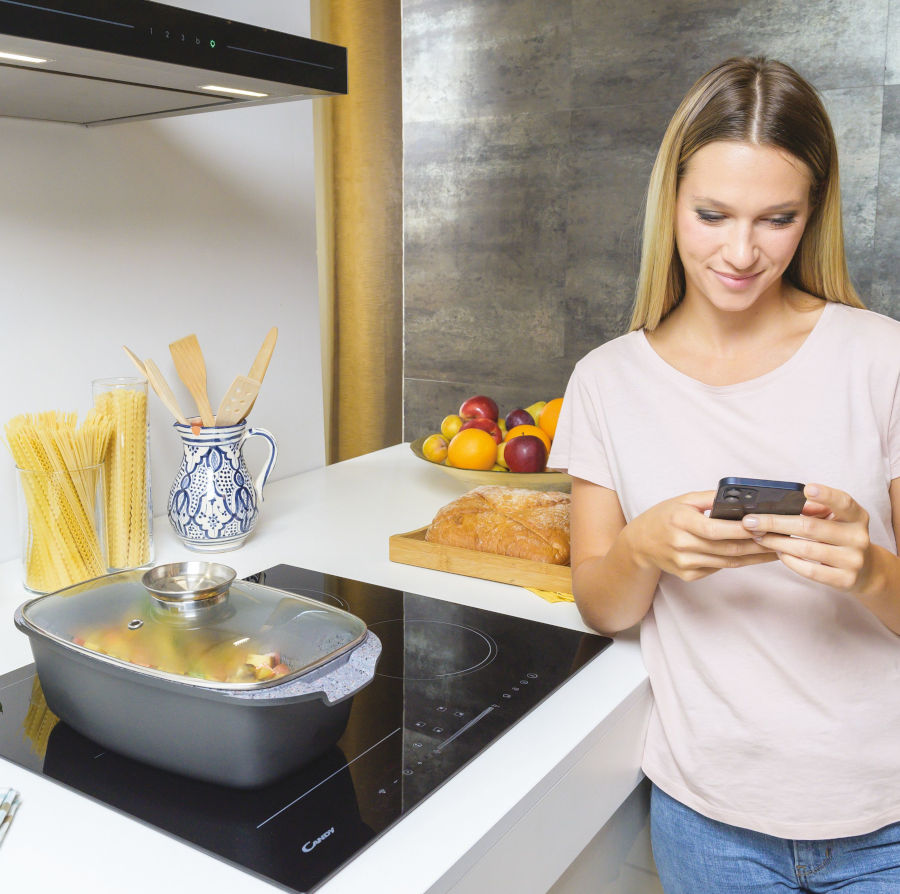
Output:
(0, 444), (654, 893)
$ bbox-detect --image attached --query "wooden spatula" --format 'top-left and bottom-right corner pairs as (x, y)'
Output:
(249, 327), (278, 383)
(215, 375), (260, 426)
(145, 358), (189, 425)
(245, 326), (277, 416)
(169, 334), (215, 427)
(122, 345), (148, 377)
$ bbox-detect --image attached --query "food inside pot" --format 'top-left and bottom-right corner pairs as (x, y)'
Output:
(70, 616), (293, 683)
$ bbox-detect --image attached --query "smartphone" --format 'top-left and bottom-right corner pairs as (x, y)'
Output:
(710, 477), (806, 520)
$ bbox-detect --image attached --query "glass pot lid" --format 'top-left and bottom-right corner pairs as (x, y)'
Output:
(17, 563), (368, 690)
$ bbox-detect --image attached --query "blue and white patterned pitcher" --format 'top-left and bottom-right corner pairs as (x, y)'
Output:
(167, 421), (277, 551)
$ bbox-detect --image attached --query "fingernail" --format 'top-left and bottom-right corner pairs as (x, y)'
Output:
(806, 485), (819, 498)
(743, 515), (758, 528)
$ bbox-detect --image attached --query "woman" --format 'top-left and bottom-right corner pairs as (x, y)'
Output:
(548, 57), (900, 892)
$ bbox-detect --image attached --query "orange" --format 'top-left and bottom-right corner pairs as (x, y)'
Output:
(538, 397), (563, 440)
(505, 424), (551, 454)
(447, 427), (499, 470)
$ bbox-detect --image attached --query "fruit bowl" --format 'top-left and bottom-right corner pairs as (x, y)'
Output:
(410, 437), (571, 492)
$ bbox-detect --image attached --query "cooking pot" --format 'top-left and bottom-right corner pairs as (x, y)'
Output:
(14, 562), (381, 788)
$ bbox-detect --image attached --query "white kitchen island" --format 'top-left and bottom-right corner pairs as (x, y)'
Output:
(0, 444), (655, 894)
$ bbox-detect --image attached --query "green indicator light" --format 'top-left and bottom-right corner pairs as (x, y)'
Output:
(209, 39), (216, 47)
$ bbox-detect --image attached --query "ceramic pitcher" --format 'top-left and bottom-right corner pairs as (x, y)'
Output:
(167, 421), (277, 551)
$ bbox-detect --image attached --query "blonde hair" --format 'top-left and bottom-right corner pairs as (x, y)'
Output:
(630, 57), (863, 332)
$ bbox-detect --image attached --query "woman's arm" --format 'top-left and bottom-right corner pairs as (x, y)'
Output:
(570, 477), (776, 635)
(743, 478), (900, 635)
(570, 478), (658, 634)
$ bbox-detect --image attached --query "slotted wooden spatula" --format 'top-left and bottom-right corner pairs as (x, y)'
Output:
(169, 334), (215, 427)
(215, 375), (260, 426)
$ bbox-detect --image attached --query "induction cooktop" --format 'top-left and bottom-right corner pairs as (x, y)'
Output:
(0, 564), (611, 893)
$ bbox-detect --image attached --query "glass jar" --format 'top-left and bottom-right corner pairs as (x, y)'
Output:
(92, 377), (154, 571)
(16, 462), (107, 594)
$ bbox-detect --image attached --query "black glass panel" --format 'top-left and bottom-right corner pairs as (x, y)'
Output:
(0, 564), (611, 892)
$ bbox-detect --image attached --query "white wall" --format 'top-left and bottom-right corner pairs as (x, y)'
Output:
(0, 1), (325, 563)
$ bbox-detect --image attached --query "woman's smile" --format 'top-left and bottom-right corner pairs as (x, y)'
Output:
(712, 269), (763, 289)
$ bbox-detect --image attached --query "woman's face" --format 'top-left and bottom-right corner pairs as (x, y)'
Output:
(674, 140), (813, 314)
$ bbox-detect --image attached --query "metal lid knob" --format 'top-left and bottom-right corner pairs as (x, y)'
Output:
(141, 562), (236, 617)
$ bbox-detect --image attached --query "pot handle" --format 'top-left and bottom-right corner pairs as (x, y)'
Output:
(241, 426), (278, 503)
(319, 632), (383, 705)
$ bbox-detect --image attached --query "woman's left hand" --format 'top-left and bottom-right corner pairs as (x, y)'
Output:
(741, 484), (873, 593)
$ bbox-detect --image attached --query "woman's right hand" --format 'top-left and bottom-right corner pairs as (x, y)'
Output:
(570, 481), (777, 634)
(626, 491), (778, 581)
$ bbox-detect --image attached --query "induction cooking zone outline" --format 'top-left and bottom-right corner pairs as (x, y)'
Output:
(255, 662), (535, 833)
(0, 565), (611, 893)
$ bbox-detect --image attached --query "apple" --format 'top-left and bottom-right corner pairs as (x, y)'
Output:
(504, 434), (547, 473)
(505, 408), (535, 429)
(460, 417), (503, 444)
(459, 395), (499, 421)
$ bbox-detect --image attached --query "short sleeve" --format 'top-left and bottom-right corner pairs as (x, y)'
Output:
(888, 372), (900, 481)
(547, 359), (616, 489)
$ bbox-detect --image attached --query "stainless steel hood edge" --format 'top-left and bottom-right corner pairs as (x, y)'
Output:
(0, 0), (347, 126)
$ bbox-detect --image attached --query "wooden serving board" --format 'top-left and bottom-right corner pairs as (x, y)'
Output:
(389, 526), (572, 593)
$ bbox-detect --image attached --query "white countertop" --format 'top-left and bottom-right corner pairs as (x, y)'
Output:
(0, 444), (650, 893)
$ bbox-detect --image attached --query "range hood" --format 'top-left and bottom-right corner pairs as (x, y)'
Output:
(0, 0), (347, 126)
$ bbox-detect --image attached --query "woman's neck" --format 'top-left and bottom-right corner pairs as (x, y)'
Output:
(645, 285), (826, 385)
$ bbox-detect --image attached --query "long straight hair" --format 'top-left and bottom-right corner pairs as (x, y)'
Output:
(630, 57), (862, 331)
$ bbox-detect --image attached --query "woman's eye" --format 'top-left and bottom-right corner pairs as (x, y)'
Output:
(696, 210), (725, 223)
(766, 214), (797, 227)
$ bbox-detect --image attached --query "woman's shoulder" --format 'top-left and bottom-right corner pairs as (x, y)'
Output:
(826, 301), (900, 346)
(573, 329), (646, 375)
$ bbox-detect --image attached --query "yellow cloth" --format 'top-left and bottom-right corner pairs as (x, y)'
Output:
(311, 0), (403, 464)
(526, 587), (574, 604)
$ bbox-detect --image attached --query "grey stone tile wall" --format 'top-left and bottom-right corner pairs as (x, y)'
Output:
(402, 0), (899, 439)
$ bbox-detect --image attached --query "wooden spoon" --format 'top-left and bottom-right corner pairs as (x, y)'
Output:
(144, 358), (189, 425)
(245, 326), (277, 416)
(169, 334), (215, 427)
(215, 375), (260, 426)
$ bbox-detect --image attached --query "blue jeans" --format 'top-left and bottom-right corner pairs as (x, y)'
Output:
(650, 783), (900, 892)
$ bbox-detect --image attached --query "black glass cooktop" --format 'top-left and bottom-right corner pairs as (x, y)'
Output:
(0, 564), (611, 893)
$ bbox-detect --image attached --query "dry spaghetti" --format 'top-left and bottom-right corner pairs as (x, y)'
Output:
(6, 410), (113, 592)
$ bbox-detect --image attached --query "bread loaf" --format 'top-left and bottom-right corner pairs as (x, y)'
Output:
(425, 485), (570, 565)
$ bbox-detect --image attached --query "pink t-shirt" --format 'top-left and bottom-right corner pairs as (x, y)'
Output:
(548, 301), (900, 839)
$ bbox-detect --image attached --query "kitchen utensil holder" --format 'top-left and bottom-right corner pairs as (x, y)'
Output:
(167, 420), (277, 551)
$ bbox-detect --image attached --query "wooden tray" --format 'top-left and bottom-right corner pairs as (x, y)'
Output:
(389, 526), (572, 593)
